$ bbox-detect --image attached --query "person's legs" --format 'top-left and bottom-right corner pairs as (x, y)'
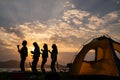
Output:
(41, 58), (47, 73)
(34, 58), (39, 72)
(51, 60), (56, 72)
(32, 58), (39, 73)
(20, 57), (26, 72)
(52, 61), (56, 72)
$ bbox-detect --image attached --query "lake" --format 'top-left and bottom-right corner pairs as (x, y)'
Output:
(0, 68), (51, 72)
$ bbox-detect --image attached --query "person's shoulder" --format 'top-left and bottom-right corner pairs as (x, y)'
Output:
(23, 46), (28, 49)
(24, 46), (28, 49)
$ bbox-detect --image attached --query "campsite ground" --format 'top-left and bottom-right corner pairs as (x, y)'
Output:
(0, 72), (68, 80)
(0, 72), (120, 80)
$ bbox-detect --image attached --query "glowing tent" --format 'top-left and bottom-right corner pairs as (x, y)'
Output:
(69, 36), (120, 77)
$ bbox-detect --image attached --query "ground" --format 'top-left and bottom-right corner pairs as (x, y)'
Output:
(0, 72), (120, 80)
(0, 72), (67, 80)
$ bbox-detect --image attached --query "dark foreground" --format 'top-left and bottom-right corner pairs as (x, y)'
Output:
(0, 72), (65, 80)
(0, 72), (120, 80)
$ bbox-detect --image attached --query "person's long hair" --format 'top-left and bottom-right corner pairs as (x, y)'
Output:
(44, 43), (48, 51)
(52, 44), (58, 53)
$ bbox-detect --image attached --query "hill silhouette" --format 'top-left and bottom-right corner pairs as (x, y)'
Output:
(0, 60), (65, 68)
(0, 60), (29, 68)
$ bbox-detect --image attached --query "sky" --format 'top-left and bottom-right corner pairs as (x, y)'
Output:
(0, 0), (120, 65)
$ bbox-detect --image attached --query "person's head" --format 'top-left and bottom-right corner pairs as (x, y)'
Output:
(33, 42), (38, 47)
(43, 43), (48, 50)
(52, 44), (57, 49)
(22, 40), (27, 46)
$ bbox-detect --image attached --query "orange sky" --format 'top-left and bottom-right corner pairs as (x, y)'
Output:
(0, 0), (120, 65)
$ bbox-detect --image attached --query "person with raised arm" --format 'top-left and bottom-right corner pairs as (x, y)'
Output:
(17, 40), (28, 72)
(41, 43), (48, 74)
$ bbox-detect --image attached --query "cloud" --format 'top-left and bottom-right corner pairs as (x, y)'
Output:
(71, 0), (120, 16)
(0, 0), (120, 64)
(0, 0), (67, 27)
(103, 11), (120, 24)
(0, 27), (21, 61)
(62, 9), (90, 24)
(0, 2), (120, 52)
(87, 16), (104, 29)
(0, 27), (20, 48)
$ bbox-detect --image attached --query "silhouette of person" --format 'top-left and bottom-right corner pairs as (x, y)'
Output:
(17, 40), (28, 72)
(31, 42), (41, 74)
(41, 43), (48, 73)
(49, 44), (58, 72)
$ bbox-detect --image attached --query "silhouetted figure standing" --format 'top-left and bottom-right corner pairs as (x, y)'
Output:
(49, 44), (58, 72)
(17, 40), (28, 72)
(41, 43), (48, 73)
(31, 42), (40, 74)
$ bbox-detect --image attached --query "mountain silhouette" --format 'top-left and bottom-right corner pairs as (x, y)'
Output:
(0, 60), (29, 68)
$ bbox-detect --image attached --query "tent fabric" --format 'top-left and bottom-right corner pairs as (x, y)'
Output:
(69, 36), (120, 77)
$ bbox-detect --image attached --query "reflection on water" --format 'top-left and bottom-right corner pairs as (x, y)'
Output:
(0, 68), (51, 72)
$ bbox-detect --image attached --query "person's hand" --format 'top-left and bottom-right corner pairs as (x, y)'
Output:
(31, 51), (34, 54)
(41, 49), (43, 51)
(17, 45), (19, 48)
(48, 50), (50, 52)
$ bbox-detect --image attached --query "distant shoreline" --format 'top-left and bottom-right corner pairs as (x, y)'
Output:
(0, 67), (51, 72)
(0, 60), (65, 68)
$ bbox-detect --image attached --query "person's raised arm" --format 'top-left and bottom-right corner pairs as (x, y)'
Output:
(17, 45), (21, 53)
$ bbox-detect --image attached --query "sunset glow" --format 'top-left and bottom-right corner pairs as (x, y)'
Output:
(0, 0), (120, 65)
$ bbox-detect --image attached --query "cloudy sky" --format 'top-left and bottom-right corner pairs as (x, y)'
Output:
(0, 0), (120, 65)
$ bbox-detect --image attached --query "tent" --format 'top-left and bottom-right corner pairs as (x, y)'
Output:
(69, 36), (120, 77)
